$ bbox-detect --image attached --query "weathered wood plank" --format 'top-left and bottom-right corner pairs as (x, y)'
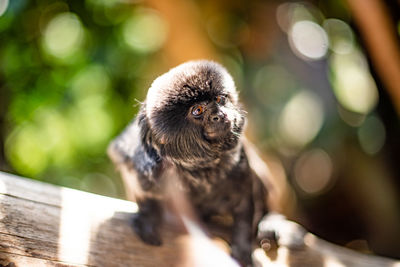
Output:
(0, 172), (63, 206)
(0, 251), (87, 267)
(0, 172), (186, 267)
(1, 171), (400, 267)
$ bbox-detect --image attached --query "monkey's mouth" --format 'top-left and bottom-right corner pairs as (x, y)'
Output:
(203, 120), (232, 141)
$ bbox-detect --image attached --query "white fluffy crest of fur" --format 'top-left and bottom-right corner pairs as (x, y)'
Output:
(145, 60), (238, 124)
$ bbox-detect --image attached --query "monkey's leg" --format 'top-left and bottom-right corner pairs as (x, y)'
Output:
(231, 197), (254, 267)
(131, 198), (163, 246)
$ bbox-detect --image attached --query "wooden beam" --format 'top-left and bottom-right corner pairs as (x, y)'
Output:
(0, 171), (185, 267)
(0, 171), (399, 267)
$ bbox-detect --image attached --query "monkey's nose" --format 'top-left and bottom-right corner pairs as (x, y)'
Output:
(210, 112), (226, 123)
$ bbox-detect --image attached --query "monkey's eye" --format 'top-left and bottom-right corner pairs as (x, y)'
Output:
(191, 105), (205, 116)
(215, 95), (226, 105)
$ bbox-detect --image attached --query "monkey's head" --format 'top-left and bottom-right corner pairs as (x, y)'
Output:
(143, 60), (245, 166)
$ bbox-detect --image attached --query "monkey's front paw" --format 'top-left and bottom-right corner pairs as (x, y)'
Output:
(131, 214), (163, 246)
(257, 213), (306, 251)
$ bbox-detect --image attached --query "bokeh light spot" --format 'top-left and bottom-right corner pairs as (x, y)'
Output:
(289, 20), (328, 61)
(294, 149), (333, 195)
(5, 124), (49, 177)
(5, 108), (76, 177)
(0, 0), (9, 17)
(358, 115), (386, 155)
(42, 12), (85, 61)
(122, 9), (167, 53)
(330, 51), (379, 114)
(69, 96), (114, 151)
(35, 110), (75, 167)
(276, 2), (323, 33)
(323, 18), (354, 55)
(70, 65), (111, 98)
(86, 0), (128, 8)
(278, 90), (324, 148)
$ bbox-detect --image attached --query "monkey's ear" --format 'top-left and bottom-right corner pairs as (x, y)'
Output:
(108, 107), (152, 167)
(138, 108), (167, 146)
(107, 118), (140, 167)
(109, 110), (163, 180)
(137, 109), (152, 141)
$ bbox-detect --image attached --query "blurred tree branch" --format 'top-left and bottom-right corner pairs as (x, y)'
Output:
(145, 0), (218, 67)
(346, 0), (400, 116)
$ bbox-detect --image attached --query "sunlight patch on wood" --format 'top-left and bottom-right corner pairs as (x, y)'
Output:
(58, 187), (138, 265)
(324, 258), (346, 267)
(58, 188), (92, 265)
(0, 178), (5, 200)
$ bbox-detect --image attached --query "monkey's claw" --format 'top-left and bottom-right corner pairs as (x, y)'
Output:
(257, 213), (306, 250)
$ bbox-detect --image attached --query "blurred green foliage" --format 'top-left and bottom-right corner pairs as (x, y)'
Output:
(0, 0), (162, 197)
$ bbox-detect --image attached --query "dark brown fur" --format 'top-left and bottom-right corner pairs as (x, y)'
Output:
(108, 60), (268, 266)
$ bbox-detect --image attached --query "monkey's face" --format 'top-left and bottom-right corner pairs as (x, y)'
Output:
(145, 60), (245, 165)
(187, 94), (242, 142)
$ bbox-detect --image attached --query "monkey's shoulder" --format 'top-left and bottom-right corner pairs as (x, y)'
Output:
(108, 117), (162, 177)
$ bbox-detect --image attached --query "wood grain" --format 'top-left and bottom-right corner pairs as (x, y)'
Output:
(0, 172), (185, 267)
(1, 171), (399, 267)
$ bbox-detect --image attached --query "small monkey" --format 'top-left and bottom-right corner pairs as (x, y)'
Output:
(108, 60), (270, 266)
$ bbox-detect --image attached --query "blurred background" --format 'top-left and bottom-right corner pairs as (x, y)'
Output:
(0, 0), (400, 259)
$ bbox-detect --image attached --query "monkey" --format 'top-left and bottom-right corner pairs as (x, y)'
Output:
(108, 60), (270, 266)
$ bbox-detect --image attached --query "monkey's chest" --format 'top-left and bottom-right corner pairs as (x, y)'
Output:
(181, 169), (252, 216)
